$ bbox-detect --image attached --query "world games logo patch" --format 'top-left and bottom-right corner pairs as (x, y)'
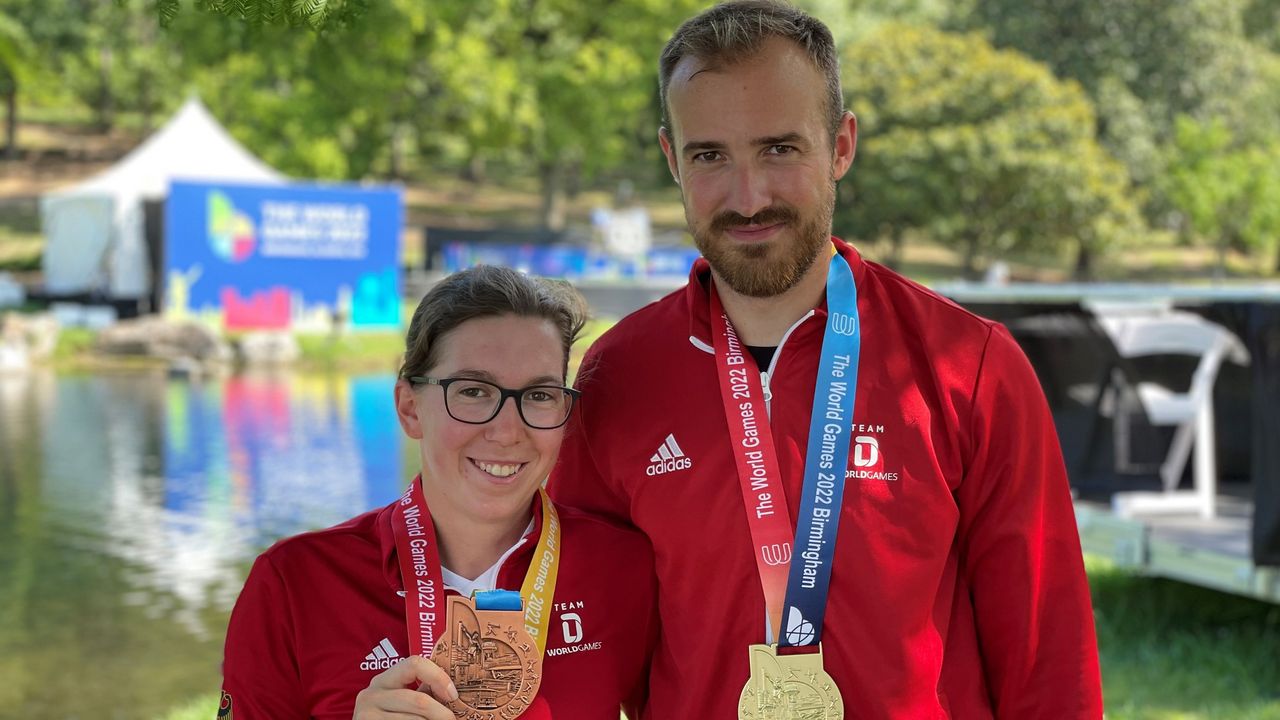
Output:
(207, 190), (256, 263)
(218, 690), (234, 719)
(845, 429), (900, 481)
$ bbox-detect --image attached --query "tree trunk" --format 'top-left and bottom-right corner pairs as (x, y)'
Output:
(388, 124), (408, 180)
(564, 160), (582, 200)
(887, 228), (904, 270)
(461, 153), (486, 184)
(962, 236), (980, 279)
(97, 45), (114, 131)
(3, 84), (16, 159)
(140, 75), (154, 133)
(1073, 241), (1093, 281)
(139, 12), (156, 132)
(539, 161), (566, 231)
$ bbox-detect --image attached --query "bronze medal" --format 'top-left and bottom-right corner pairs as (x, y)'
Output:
(433, 595), (543, 720)
(738, 643), (844, 720)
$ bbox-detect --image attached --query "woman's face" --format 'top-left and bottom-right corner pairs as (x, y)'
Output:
(395, 313), (567, 527)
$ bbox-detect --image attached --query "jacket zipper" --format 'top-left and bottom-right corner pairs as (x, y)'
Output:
(762, 309), (815, 419)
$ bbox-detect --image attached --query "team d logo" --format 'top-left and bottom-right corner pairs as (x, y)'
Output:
(561, 612), (584, 644)
(853, 436), (879, 468)
(217, 690), (234, 720)
(847, 434), (900, 481)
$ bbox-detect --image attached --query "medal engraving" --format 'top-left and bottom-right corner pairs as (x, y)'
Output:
(433, 595), (543, 720)
(738, 643), (844, 720)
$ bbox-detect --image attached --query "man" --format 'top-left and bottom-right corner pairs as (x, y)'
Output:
(551, 1), (1103, 718)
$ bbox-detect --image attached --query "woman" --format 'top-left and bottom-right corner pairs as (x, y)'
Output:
(219, 266), (656, 719)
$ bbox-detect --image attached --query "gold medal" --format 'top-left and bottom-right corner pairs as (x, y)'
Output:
(433, 595), (543, 720)
(738, 643), (844, 720)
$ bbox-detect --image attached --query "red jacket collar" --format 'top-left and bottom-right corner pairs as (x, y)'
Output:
(379, 474), (546, 594)
(685, 236), (866, 350)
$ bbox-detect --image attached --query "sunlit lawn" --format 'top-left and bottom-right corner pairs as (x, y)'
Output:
(1088, 556), (1280, 719)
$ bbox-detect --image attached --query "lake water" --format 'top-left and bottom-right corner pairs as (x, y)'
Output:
(0, 370), (408, 719)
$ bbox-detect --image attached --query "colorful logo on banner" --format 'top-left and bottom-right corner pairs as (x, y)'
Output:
(166, 181), (403, 330)
(208, 191), (256, 263)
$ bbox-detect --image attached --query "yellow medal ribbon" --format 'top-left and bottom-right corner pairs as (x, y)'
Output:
(519, 487), (561, 654)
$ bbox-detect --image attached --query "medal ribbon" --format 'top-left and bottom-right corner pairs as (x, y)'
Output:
(391, 477), (561, 657)
(711, 251), (860, 648)
(517, 488), (561, 654)
(778, 253), (859, 647)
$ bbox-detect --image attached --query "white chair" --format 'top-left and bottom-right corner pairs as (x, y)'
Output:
(1096, 311), (1249, 519)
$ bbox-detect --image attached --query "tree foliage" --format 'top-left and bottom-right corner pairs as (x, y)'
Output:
(183, 0), (371, 30)
(172, 0), (431, 179)
(138, 0), (701, 227)
(415, 0), (702, 227)
(1161, 116), (1280, 272)
(838, 24), (1140, 277)
(3, 0), (1276, 275)
(962, 0), (1280, 205)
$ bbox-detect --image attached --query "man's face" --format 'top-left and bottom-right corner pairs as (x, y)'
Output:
(661, 36), (856, 298)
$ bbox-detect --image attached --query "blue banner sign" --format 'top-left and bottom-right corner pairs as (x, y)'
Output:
(164, 181), (403, 330)
(441, 242), (702, 281)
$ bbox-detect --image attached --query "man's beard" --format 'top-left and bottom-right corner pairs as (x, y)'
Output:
(690, 183), (835, 299)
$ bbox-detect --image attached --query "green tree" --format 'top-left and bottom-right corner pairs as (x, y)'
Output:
(166, 0), (435, 179)
(150, 0), (703, 226)
(1161, 116), (1280, 274)
(1245, 0), (1280, 53)
(420, 0), (703, 228)
(0, 10), (33, 156)
(74, 0), (184, 131)
(839, 24), (1140, 278)
(962, 0), (1280, 206)
(173, 0), (370, 30)
(1, 0), (185, 132)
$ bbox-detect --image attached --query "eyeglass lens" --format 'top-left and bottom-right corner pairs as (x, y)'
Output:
(444, 380), (572, 428)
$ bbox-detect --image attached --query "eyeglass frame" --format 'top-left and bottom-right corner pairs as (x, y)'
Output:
(406, 376), (581, 430)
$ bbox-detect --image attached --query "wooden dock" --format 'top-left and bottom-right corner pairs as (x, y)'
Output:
(1076, 497), (1280, 603)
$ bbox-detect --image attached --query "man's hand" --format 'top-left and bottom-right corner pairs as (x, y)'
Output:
(353, 656), (460, 720)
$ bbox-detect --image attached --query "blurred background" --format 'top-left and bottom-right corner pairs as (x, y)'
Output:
(0, 0), (1278, 718)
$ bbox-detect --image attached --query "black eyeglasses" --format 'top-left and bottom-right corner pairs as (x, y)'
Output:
(408, 376), (580, 429)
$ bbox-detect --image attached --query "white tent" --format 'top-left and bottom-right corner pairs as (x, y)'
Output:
(40, 97), (287, 300)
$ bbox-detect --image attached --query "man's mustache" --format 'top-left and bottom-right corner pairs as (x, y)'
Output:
(709, 206), (799, 234)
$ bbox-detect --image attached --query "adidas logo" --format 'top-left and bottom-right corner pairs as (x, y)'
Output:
(646, 433), (692, 476)
(359, 638), (401, 671)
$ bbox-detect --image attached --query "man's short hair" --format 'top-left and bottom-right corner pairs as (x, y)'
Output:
(659, 0), (843, 142)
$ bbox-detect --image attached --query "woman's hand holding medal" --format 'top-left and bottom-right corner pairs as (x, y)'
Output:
(353, 656), (459, 720)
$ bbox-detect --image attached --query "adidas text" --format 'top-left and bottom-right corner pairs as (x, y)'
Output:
(360, 638), (401, 671)
(646, 434), (692, 475)
(646, 457), (692, 476)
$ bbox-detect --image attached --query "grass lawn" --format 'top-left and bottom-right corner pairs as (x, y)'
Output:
(0, 198), (42, 273)
(1088, 556), (1280, 719)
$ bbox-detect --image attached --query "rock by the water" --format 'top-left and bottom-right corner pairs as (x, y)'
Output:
(95, 317), (232, 364)
(235, 332), (301, 366)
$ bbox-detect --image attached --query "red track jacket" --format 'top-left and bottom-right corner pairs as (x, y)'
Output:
(552, 238), (1102, 719)
(220, 492), (657, 719)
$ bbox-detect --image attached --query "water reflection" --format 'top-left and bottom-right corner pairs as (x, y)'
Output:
(0, 369), (405, 718)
